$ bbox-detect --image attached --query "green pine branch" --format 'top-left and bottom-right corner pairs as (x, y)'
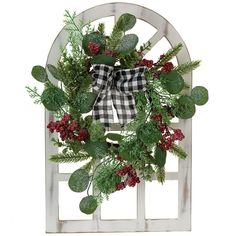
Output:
(169, 143), (188, 159)
(157, 43), (183, 65)
(25, 86), (42, 104)
(50, 152), (90, 163)
(174, 60), (201, 75)
(156, 166), (165, 184)
(107, 18), (124, 49)
(63, 10), (81, 34)
(81, 158), (96, 172)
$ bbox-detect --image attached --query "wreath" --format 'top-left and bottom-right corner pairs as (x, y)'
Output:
(26, 11), (208, 215)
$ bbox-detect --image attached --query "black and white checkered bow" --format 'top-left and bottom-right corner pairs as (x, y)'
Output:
(92, 64), (147, 129)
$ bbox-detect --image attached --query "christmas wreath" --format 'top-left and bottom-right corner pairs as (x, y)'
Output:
(26, 11), (208, 215)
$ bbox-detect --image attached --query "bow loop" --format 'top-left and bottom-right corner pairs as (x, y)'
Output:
(92, 64), (114, 93)
(115, 66), (147, 94)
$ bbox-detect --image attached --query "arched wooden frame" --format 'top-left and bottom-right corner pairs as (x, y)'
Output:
(45, 2), (192, 233)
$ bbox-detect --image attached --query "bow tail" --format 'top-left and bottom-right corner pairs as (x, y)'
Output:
(92, 91), (114, 129)
(112, 89), (137, 127)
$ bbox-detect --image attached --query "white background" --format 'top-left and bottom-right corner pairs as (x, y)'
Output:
(0, 0), (236, 235)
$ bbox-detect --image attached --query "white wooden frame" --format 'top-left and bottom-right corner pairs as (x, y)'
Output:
(45, 2), (192, 233)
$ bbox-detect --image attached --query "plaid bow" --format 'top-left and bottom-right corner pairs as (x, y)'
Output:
(92, 64), (147, 129)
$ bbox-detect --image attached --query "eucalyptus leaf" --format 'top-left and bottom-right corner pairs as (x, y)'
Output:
(84, 140), (108, 159)
(77, 92), (97, 113)
(31, 65), (48, 83)
(47, 64), (63, 81)
(41, 87), (66, 111)
(91, 55), (116, 66)
(79, 195), (98, 214)
(116, 13), (136, 32)
(68, 169), (90, 192)
(191, 86), (209, 106)
(175, 95), (196, 119)
(161, 71), (184, 94)
(106, 133), (124, 142)
(115, 34), (139, 55)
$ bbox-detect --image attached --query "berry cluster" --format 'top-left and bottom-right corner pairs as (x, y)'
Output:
(161, 62), (174, 73)
(151, 112), (185, 150)
(116, 165), (140, 190)
(88, 42), (100, 55)
(139, 59), (154, 68)
(47, 113), (89, 142)
(159, 125), (185, 150)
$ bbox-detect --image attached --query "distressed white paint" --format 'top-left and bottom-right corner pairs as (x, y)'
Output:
(45, 2), (192, 233)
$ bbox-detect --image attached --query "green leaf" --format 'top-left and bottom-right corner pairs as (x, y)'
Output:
(89, 121), (105, 142)
(106, 133), (124, 142)
(68, 169), (90, 192)
(84, 141), (108, 159)
(91, 55), (116, 66)
(95, 165), (121, 194)
(77, 92), (97, 113)
(161, 71), (185, 94)
(136, 122), (162, 146)
(118, 138), (142, 161)
(41, 87), (66, 111)
(31, 65), (48, 83)
(154, 146), (167, 167)
(191, 86), (208, 106)
(79, 195), (98, 214)
(116, 13), (136, 32)
(82, 32), (106, 56)
(115, 34), (139, 55)
(47, 64), (63, 81)
(175, 95), (196, 119)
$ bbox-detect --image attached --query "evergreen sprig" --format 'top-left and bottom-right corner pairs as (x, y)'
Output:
(157, 43), (183, 66)
(25, 86), (41, 104)
(174, 60), (201, 75)
(156, 166), (165, 184)
(169, 143), (188, 159)
(50, 152), (90, 163)
(81, 158), (96, 172)
(63, 10), (83, 40)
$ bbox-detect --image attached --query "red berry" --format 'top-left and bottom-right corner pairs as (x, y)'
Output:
(160, 54), (165, 60)
(116, 182), (126, 191)
(68, 121), (78, 131)
(77, 128), (89, 141)
(139, 59), (154, 68)
(151, 114), (162, 122)
(88, 42), (100, 55)
(161, 62), (174, 73)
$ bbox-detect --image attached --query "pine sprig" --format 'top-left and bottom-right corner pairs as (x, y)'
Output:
(156, 166), (165, 184)
(25, 86), (41, 104)
(107, 19), (124, 49)
(63, 10), (82, 36)
(174, 60), (201, 75)
(50, 152), (90, 163)
(157, 43), (183, 66)
(169, 143), (188, 159)
(81, 158), (96, 172)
